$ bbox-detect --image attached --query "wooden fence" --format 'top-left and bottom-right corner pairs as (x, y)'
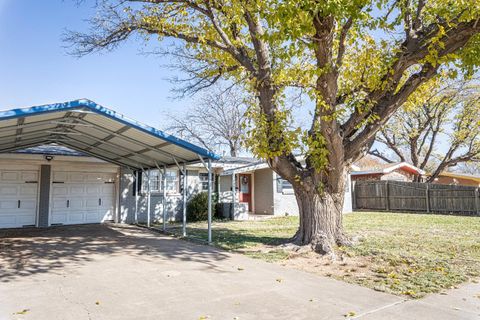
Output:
(353, 180), (480, 215)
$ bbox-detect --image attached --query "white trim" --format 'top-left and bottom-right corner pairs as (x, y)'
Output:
(221, 162), (269, 176)
(222, 161), (361, 176)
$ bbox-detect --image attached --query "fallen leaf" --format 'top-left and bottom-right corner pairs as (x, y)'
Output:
(14, 309), (29, 315)
(344, 311), (356, 317)
(95, 301), (100, 305)
(237, 267), (244, 271)
(276, 278), (282, 283)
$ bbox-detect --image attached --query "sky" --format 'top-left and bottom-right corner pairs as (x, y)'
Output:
(0, 0), (457, 162)
(0, 0), (190, 129)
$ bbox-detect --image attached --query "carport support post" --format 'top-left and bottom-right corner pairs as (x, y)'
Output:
(147, 169), (151, 228)
(182, 163), (187, 237)
(207, 159), (212, 244)
(231, 173), (236, 220)
(163, 166), (167, 232)
(134, 170), (139, 224)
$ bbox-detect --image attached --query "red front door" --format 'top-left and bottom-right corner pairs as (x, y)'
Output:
(238, 174), (252, 212)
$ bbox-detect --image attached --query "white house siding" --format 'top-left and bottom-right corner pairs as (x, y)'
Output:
(218, 174), (236, 203)
(118, 167), (207, 224)
(273, 172), (353, 216)
(253, 168), (274, 214)
(343, 174), (353, 213)
(273, 174), (299, 216)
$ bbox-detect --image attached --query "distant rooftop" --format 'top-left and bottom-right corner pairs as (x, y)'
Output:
(351, 161), (425, 175)
(438, 171), (480, 182)
(11, 144), (86, 157)
(219, 156), (259, 164)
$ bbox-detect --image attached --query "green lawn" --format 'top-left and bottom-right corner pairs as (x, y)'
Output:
(156, 212), (480, 298)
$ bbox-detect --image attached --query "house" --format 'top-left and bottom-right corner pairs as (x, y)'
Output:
(351, 161), (425, 182)
(432, 172), (480, 187)
(0, 100), (219, 229)
(0, 99), (355, 230)
(216, 161), (354, 220)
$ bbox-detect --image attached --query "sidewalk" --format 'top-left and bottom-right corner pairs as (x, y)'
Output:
(353, 282), (480, 319)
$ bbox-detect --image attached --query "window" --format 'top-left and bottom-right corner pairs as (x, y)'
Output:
(149, 170), (161, 192)
(199, 172), (215, 191)
(281, 179), (293, 190)
(165, 170), (179, 193)
(141, 169), (178, 193)
(276, 176), (293, 193)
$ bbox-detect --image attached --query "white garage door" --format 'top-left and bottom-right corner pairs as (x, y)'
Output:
(0, 170), (38, 228)
(50, 171), (116, 225)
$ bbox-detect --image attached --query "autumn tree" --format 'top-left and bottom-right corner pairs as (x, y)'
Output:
(370, 78), (480, 181)
(165, 85), (247, 157)
(66, 0), (480, 254)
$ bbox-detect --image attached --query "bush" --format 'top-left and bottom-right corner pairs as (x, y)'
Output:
(187, 192), (217, 221)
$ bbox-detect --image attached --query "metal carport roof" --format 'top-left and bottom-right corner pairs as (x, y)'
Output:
(0, 99), (220, 169)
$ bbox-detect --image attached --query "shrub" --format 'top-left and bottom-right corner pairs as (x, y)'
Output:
(187, 192), (217, 221)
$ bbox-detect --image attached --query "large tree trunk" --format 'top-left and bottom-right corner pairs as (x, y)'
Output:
(291, 170), (350, 255)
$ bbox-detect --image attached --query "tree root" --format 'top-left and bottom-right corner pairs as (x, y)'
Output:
(310, 233), (334, 255)
(336, 232), (354, 247)
(285, 230), (358, 260)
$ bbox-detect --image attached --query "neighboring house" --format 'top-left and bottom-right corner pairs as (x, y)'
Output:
(351, 162), (425, 182)
(432, 172), (480, 187)
(217, 161), (354, 220)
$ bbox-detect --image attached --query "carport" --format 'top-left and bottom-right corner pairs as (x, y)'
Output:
(0, 99), (219, 242)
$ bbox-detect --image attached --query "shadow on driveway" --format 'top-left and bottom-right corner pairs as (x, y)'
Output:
(0, 224), (229, 283)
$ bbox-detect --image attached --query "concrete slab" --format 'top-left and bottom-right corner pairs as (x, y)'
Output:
(0, 225), (476, 320)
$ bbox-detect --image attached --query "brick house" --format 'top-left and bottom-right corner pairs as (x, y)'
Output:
(351, 162), (425, 182)
(432, 172), (480, 187)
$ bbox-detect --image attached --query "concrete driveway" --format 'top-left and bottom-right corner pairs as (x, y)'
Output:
(0, 225), (478, 320)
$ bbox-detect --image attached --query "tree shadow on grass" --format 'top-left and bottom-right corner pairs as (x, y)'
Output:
(165, 226), (293, 250)
(0, 224), (230, 283)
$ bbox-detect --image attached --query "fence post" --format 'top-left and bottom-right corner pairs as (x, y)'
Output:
(426, 183), (430, 213)
(385, 181), (390, 211)
(475, 188), (479, 216)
